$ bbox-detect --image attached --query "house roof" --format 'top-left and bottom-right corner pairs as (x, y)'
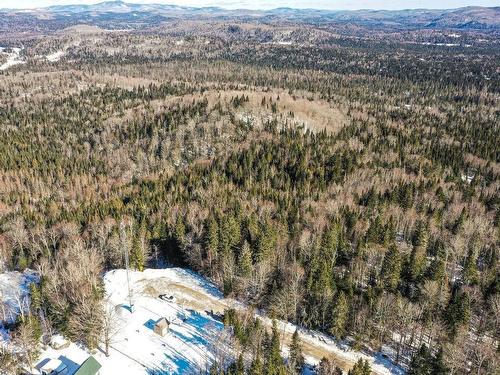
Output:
(40, 358), (66, 372)
(74, 356), (102, 375)
(155, 317), (170, 328)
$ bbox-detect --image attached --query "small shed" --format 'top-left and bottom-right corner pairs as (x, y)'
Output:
(74, 356), (102, 375)
(153, 317), (170, 337)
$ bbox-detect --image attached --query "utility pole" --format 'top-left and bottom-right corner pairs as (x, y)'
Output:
(120, 221), (134, 312)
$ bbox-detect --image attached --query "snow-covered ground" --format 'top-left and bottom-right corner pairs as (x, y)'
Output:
(32, 267), (403, 375)
(0, 269), (38, 325)
(0, 47), (26, 71)
(46, 50), (66, 62)
(34, 268), (227, 375)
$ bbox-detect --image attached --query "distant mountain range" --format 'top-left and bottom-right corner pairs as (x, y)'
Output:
(1, 0), (499, 31)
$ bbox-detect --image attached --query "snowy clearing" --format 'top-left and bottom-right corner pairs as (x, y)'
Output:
(32, 268), (403, 374)
(0, 47), (26, 71)
(33, 268), (229, 374)
(46, 50), (66, 62)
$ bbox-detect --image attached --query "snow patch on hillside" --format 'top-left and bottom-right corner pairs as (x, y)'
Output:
(0, 47), (26, 71)
(46, 50), (66, 62)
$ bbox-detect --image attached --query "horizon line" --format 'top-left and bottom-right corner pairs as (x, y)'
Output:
(1, 0), (498, 12)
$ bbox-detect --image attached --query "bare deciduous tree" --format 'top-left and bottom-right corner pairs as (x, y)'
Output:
(101, 300), (123, 357)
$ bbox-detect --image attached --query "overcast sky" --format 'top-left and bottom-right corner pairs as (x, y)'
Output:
(1, 0), (498, 10)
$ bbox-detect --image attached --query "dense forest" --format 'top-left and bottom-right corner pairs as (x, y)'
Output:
(0, 13), (499, 375)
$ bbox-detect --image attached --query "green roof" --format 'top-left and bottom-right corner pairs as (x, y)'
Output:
(74, 356), (102, 375)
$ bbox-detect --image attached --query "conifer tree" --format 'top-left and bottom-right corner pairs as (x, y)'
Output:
(462, 233), (479, 285)
(408, 345), (433, 375)
(330, 291), (349, 338)
(236, 353), (244, 375)
(255, 223), (277, 263)
(445, 290), (471, 336)
(348, 358), (371, 375)
(266, 320), (286, 375)
(174, 214), (186, 248)
(249, 353), (263, 375)
(130, 225), (146, 271)
(220, 215), (241, 256)
(317, 357), (340, 375)
(28, 283), (42, 312)
(206, 215), (219, 265)
(238, 240), (253, 278)
(321, 223), (340, 268)
(380, 244), (402, 291)
(288, 329), (304, 374)
(407, 221), (429, 281)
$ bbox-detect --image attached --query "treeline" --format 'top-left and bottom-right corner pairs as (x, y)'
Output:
(0, 30), (499, 374)
(216, 308), (372, 375)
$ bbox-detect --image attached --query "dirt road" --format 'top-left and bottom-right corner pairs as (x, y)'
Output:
(138, 276), (399, 375)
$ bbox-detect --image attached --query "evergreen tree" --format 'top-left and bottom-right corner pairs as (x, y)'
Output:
(17, 247), (28, 271)
(29, 283), (42, 312)
(236, 353), (245, 375)
(408, 345), (433, 375)
(288, 329), (304, 374)
(227, 353), (245, 375)
(174, 214), (186, 247)
(362, 360), (371, 375)
(380, 244), (402, 291)
(238, 241), (253, 278)
(266, 320), (286, 375)
(249, 353), (263, 375)
(407, 221), (429, 281)
(255, 222), (277, 263)
(462, 234), (479, 285)
(330, 291), (349, 338)
(348, 358), (371, 375)
(130, 224), (146, 271)
(206, 215), (219, 265)
(321, 223), (340, 268)
(444, 290), (471, 336)
(431, 347), (448, 375)
(427, 256), (446, 283)
(317, 357), (342, 375)
(220, 215), (241, 256)
(452, 208), (466, 235)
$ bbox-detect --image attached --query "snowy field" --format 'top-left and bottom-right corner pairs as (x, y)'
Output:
(29, 268), (403, 375)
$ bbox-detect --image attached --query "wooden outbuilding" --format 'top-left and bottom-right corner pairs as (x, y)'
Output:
(153, 317), (170, 336)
